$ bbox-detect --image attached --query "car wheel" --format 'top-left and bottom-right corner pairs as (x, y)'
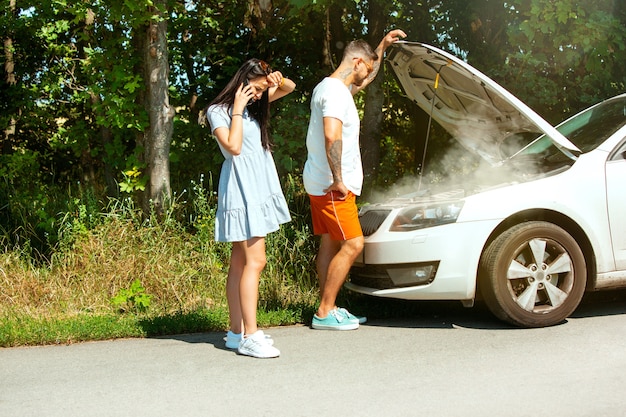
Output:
(479, 221), (587, 328)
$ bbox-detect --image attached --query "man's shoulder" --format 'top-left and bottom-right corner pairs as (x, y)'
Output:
(313, 77), (349, 100)
(316, 77), (344, 88)
(313, 77), (331, 93)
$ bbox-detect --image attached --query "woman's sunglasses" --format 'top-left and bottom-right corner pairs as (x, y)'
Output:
(258, 60), (271, 74)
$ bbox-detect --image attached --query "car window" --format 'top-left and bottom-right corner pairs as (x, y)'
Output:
(557, 97), (626, 152)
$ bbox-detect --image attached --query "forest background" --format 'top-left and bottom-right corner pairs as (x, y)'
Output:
(1, 0), (625, 346)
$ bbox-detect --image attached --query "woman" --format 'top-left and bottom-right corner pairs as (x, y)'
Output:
(203, 58), (295, 358)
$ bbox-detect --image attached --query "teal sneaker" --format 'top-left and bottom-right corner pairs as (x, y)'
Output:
(338, 307), (367, 325)
(312, 308), (359, 330)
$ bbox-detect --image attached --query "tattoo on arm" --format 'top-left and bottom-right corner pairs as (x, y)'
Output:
(328, 140), (343, 182)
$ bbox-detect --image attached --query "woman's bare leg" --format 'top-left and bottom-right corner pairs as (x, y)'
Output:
(237, 237), (267, 336)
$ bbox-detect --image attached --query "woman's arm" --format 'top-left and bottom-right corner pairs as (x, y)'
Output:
(267, 71), (296, 102)
(213, 83), (254, 155)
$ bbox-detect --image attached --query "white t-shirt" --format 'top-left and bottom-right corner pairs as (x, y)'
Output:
(303, 77), (363, 196)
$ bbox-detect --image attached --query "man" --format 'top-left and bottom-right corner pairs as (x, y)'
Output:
(303, 29), (407, 330)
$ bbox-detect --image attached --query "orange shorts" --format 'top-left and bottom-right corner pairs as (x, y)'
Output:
(308, 191), (363, 241)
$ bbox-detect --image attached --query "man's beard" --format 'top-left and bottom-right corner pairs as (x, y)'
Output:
(353, 74), (368, 87)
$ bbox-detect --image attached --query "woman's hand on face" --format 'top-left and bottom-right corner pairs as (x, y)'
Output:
(266, 71), (283, 87)
(234, 82), (254, 111)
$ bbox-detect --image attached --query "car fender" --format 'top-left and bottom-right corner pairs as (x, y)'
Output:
(459, 153), (615, 273)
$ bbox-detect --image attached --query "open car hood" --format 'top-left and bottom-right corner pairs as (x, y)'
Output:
(387, 42), (581, 164)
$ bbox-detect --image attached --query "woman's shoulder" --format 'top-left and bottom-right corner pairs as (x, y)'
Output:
(207, 103), (228, 114)
(205, 103), (232, 130)
(206, 104), (230, 121)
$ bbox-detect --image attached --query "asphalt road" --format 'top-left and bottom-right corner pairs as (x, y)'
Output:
(2, 291), (626, 417)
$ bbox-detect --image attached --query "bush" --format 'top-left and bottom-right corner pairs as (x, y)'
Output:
(0, 177), (319, 346)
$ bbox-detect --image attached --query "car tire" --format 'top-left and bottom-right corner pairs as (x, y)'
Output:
(479, 221), (587, 328)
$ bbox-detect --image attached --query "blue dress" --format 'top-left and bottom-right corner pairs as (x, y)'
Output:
(206, 104), (291, 242)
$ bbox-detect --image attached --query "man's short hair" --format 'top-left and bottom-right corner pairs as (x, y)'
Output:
(342, 39), (378, 62)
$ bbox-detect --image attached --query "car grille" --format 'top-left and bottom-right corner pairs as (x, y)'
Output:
(359, 209), (391, 236)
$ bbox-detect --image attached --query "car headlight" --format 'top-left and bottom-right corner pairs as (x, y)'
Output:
(389, 201), (464, 231)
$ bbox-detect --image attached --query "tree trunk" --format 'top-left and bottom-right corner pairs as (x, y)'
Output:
(3, 0), (17, 151)
(327, 3), (348, 69)
(361, 0), (387, 186)
(143, 3), (174, 216)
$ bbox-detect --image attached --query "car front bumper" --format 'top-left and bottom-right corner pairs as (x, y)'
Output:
(347, 219), (501, 300)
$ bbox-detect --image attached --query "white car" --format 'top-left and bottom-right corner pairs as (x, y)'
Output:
(346, 42), (626, 327)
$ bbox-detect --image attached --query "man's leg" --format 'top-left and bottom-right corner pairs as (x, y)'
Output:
(316, 234), (364, 318)
(316, 233), (339, 297)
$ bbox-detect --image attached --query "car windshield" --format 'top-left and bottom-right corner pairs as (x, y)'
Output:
(557, 96), (626, 152)
(508, 96), (626, 171)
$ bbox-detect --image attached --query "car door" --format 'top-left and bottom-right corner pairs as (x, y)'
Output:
(605, 138), (626, 269)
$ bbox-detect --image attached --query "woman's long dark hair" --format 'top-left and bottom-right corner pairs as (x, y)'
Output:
(204, 58), (273, 150)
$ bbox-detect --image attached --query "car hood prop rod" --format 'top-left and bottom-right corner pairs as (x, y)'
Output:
(418, 59), (452, 192)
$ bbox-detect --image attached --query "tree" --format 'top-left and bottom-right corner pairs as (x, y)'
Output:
(361, 0), (388, 184)
(504, 0), (626, 122)
(361, 0), (441, 184)
(140, 0), (174, 216)
(2, 0), (16, 150)
(2, 0), (626, 251)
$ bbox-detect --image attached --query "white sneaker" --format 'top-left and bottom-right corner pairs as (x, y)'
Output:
(238, 330), (280, 358)
(224, 330), (273, 350)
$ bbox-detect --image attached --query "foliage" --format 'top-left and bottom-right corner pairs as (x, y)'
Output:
(1, 0), (625, 344)
(0, 178), (319, 346)
(111, 279), (153, 313)
(503, 0), (626, 122)
(4, 0), (625, 222)
(119, 167), (148, 194)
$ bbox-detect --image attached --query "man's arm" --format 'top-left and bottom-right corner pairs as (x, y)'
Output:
(352, 29), (407, 94)
(322, 117), (349, 198)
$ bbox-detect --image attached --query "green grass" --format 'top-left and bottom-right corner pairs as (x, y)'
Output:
(0, 178), (448, 348)
(0, 314), (146, 346)
(0, 180), (325, 347)
(0, 303), (321, 347)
